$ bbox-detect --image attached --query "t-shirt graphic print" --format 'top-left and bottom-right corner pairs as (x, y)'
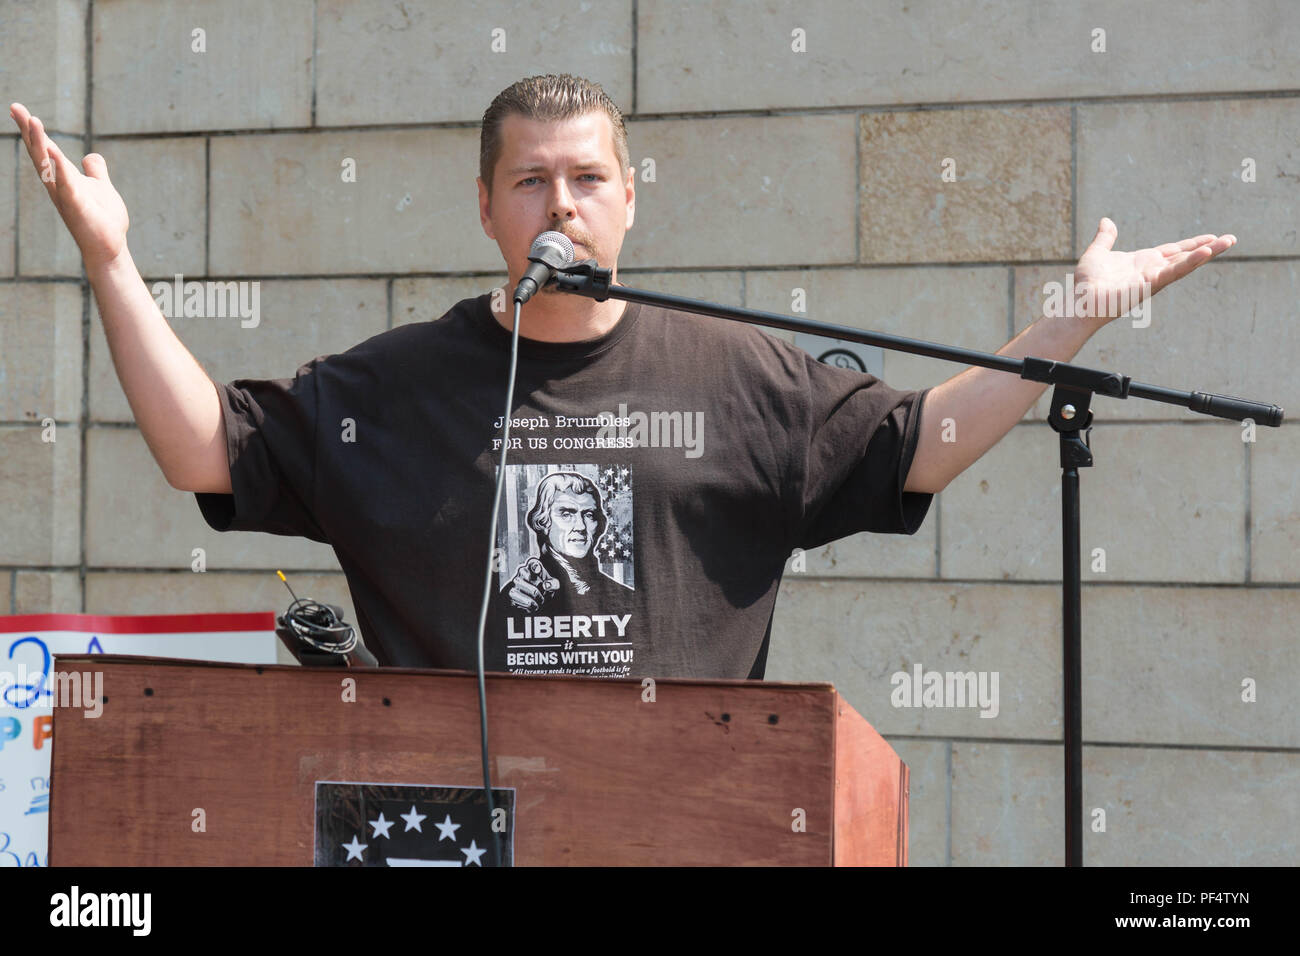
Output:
(496, 462), (636, 677)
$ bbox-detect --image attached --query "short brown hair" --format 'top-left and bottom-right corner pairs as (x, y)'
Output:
(479, 74), (630, 194)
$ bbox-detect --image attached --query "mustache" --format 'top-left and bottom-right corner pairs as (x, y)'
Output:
(548, 226), (597, 253)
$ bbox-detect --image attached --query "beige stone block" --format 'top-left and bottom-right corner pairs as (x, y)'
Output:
(788, 527), (936, 580)
(86, 569), (352, 618)
(620, 116), (857, 269)
(0, 0), (88, 133)
(85, 427), (340, 570)
(0, 281), (83, 421)
(1079, 99), (1300, 259)
(1251, 423), (1300, 583)
(952, 743), (1119, 865)
(881, 737), (948, 867)
(1083, 746), (1300, 866)
(17, 132), (83, 276)
(393, 276), (505, 329)
(859, 108), (1071, 264)
(91, 0), (313, 134)
(768, 580), (1062, 740)
(1084, 585), (1299, 748)
(87, 570), (360, 666)
(0, 423), (80, 564)
(940, 423), (1246, 582)
(209, 129), (497, 275)
(744, 267), (1008, 391)
(638, 1), (1300, 112)
(89, 278), (387, 422)
(954, 741), (1300, 866)
(14, 569), (82, 613)
(1014, 261), (1300, 424)
(951, 741), (1061, 865)
(93, 137), (206, 277)
(315, 0), (633, 126)
(0, 137), (14, 277)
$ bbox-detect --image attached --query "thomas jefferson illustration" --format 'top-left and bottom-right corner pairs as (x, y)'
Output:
(502, 471), (632, 612)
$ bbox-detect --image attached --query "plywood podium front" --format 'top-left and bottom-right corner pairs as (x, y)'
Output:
(49, 656), (908, 866)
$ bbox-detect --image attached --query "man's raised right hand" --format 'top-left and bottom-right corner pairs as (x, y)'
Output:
(9, 101), (231, 496)
(10, 102), (130, 273)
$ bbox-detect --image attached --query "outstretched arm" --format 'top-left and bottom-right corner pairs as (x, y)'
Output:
(903, 218), (1236, 494)
(9, 102), (231, 494)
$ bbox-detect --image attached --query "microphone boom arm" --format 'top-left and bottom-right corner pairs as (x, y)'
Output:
(551, 260), (1283, 425)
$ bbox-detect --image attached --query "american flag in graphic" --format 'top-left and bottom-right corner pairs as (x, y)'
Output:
(593, 464), (634, 585)
(314, 783), (515, 867)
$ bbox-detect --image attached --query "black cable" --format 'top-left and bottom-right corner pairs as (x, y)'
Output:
(472, 296), (525, 869)
(276, 570), (356, 653)
(281, 598), (356, 651)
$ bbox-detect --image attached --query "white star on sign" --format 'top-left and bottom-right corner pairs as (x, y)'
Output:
(342, 835), (367, 862)
(461, 839), (487, 867)
(401, 805), (427, 832)
(434, 813), (461, 842)
(369, 812), (394, 839)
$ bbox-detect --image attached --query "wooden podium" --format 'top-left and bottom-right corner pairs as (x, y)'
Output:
(48, 655), (908, 866)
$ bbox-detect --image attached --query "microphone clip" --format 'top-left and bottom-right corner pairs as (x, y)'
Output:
(552, 258), (613, 301)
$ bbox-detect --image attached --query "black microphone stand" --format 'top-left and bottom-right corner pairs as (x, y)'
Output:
(553, 259), (1284, 866)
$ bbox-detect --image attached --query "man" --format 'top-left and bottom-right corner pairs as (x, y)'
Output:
(8, 76), (1234, 680)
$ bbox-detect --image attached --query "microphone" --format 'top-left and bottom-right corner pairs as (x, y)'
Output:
(513, 231), (576, 304)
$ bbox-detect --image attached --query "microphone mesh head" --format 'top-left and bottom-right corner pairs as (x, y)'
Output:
(531, 231), (575, 264)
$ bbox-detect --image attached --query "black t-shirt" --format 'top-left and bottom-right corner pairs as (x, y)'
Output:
(196, 292), (933, 679)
